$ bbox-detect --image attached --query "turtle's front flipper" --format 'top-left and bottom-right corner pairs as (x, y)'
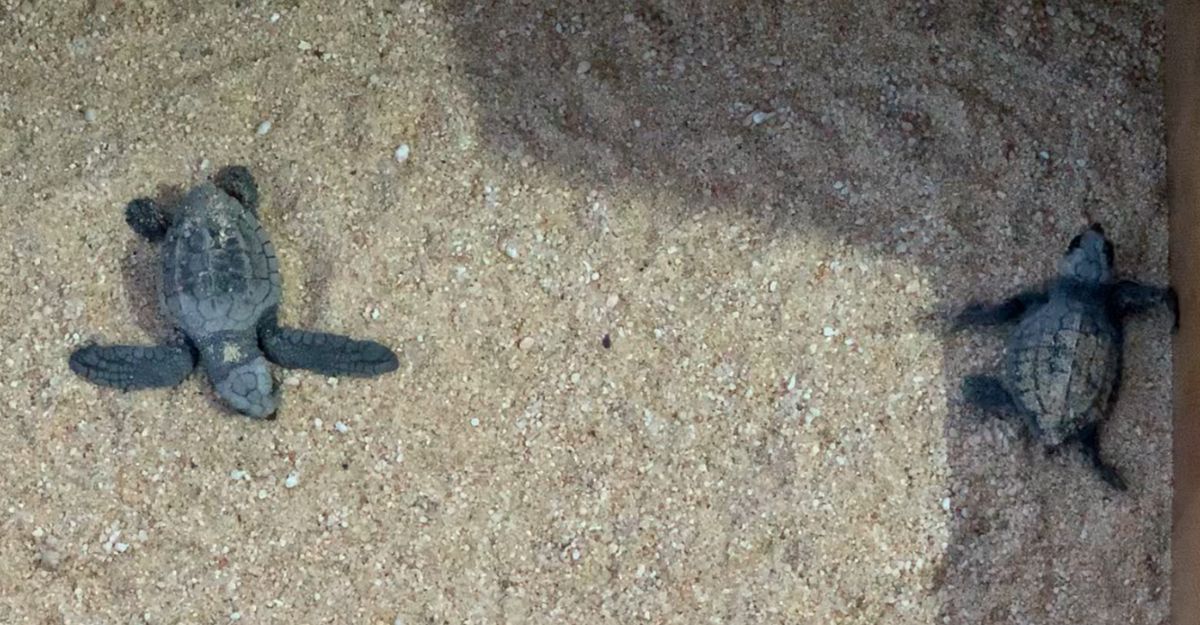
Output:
(1112, 281), (1178, 329)
(1077, 422), (1128, 492)
(125, 198), (170, 242)
(69, 344), (196, 390)
(214, 165), (260, 216)
(962, 375), (1015, 411)
(953, 289), (1048, 329)
(260, 324), (399, 377)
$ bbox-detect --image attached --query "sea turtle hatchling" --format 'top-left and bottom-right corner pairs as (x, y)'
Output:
(954, 223), (1176, 490)
(69, 165), (399, 419)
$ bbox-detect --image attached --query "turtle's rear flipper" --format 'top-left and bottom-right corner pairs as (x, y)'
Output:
(214, 165), (260, 216)
(69, 344), (196, 390)
(1078, 423), (1128, 492)
(125, 198), (170, 242)
(962, 375), (1014, 411)
(260, 327), (399, 377)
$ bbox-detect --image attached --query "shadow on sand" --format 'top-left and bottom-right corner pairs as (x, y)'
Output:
(436, 0), (1171, 621)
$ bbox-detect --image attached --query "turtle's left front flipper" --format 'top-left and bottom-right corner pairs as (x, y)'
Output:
(69, 344), (196, 390)
(1112, 281), (1178, 330)
(260, 324), (399, 377)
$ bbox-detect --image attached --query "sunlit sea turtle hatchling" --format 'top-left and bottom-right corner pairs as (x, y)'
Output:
(69, 165), (399, 419)
(954, 223), (1177, 490)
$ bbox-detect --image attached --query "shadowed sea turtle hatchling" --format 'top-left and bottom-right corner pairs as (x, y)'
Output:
(69, 165), (399, 419)
(954, 223), (1176, 491)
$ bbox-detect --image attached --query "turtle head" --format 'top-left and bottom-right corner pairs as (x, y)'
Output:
(1058, 223), (1114, 285)
(200, 336), (279, 419)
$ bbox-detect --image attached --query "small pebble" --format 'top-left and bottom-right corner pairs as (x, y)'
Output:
(606, 293), (620, 309)
(469, 417), (480, 427)
(601, 334), (612, 349)
(284, 473), (300, 489)
(1038, 150), (1050, 161)
(298, 40), (313, 51)
(768, 281), (778, 293)
(576, 60), (592, 75)
(256, 120), (272, 135)
(334, 421), (349, 433)
(518, 336), (536, 351)
(822, 326), (838, 337)
(82, 108), (98, 123)
(283, 375), (300, 387)
(749, 111), (773, 125)
(257, 489), (268, 500)
(269, 12), (280, 23)
(394, 143), (411, 163)
(313, 418), (323, 429)
(229, 470), (249, 481)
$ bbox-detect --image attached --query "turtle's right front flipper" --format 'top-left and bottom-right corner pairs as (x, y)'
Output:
(260, 326), (399, 377)
(69, 344), (196, 391)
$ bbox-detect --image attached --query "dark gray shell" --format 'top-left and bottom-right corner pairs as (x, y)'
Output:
(1004, 295), (1119, 447)
(161, 183), (282, 339)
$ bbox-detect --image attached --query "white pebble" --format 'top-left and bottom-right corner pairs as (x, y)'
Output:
(229, 470), (249, 481)
(284, 473), (300, 489)
(114, 542), (129, 553)
(298, 40), (312, 51)
(469, 417), (480, 428)
(334, 421), (349, 433)
(941, 498), (952, 511)
(313, 417), (323, 429)
(606, 293), (620, 309)
(256, 120), (272, 135)
(822, 326), (838, 337)
(576, 60), (591, 75)
(269, 12), (280, 23)
(394, 143), (411, 163)
(518, 336), (536, 351)
(257, 489), (268, 500)
(768, 280), (778, 293)
(1037, 150), (1050, 160)
(82, 108), (98, 123)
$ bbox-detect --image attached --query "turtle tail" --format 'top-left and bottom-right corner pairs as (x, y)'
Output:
(962, 375), (1014, 411)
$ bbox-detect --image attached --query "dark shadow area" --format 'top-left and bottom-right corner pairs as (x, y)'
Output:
(438, 0), (1171, 621)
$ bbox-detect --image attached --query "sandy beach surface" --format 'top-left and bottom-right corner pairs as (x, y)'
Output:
(0, 2), (1173, 623)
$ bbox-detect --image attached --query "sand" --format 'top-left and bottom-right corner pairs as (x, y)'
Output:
(0, 1), (1172, 623)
